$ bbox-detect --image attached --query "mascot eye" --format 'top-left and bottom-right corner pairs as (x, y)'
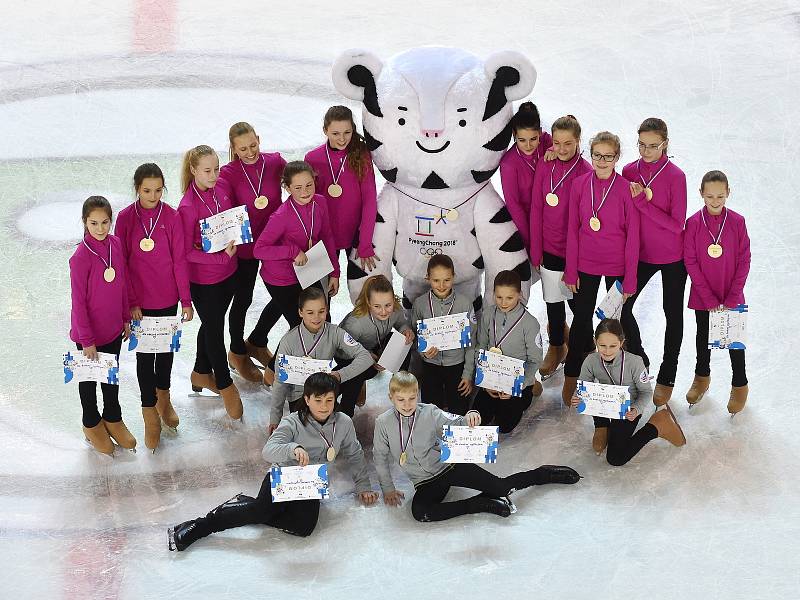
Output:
(398, 118), (406, 126)
(458, 119), (467, 127)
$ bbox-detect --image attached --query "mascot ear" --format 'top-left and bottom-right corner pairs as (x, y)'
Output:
(481, 51), (537, 121)
(332, 49), (384, 117)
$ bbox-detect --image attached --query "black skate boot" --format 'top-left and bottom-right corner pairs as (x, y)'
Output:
(534, 465), (582, 484)
(472, 496), (512, 518)
(167, 494), (258, 551)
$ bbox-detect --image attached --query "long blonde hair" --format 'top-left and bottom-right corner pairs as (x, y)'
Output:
(228, 122), (257, 163)
(180, 145), (217, 193)
(352, 275), (401, 317)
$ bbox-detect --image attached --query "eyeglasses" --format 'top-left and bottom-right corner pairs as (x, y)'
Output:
(637, 140), (666, 151)
(591, 153), (617, 163)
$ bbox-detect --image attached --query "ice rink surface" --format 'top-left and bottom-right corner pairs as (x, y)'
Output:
(1, 1), (799, 598)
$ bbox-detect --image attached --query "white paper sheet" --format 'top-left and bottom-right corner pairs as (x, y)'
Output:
(440, 425), (500, 463)
(294, 241), (334, 290)
(575, 380), (631, 419)
(276, 354), (334, 386)
(377, 330), (412, 372)
(62, 351), (119, 385)
(541, 266), (573, 303)
(270, 464), (330, 502)
(127, 316), (182, 353)
(474, 348), (526, 397)
(708, 304), (748, 350)
(417, 311), (471, 352)
(199, 205), (253, 253)
(595, 280), (624, 320)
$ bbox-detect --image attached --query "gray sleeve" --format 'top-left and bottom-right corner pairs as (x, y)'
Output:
(335, 329), (375, 383)
(338, 417), (372, 493)
(433, 405), (467, 433)
(269, 339), (291, 425)
(464, 312), (488, 381)
(578, 354), (596, 382)
(261, 417), (300, 463)
(372, 415), (396, 495)
(523, 317), (543, 387)
(392, 310), (413, 334)
(630, 356), (653, 407)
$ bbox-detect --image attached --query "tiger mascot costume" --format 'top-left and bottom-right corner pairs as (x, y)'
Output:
(332, 46), (538, 312)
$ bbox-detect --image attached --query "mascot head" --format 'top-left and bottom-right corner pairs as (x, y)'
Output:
(332, 46), (536, 190)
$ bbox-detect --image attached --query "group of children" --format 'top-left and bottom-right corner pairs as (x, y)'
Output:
(67, 100), (751, 542)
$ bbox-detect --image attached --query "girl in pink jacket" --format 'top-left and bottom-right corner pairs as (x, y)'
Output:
(69, 196), (135, 455)
(683, 170), (750, 414)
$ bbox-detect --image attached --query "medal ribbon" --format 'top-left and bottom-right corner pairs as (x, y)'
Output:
(325, 145), (347, 186)
(549, 151), (583, 194)
(492, 307), (526, 350)
(700, 206), (728, 246)
(398, 411), (416, 457)
(82, 238), (112, 271)
(428, 291), (457, 320)
(590, 172), (618, 220)
(240, 155), (266, 200)
(600, 350), (625, 386)
(134, 200), (164, 242)
(637, 157), (671, 189)
(298, 322), (326, 357)
(515, 147), (537, 175)
(192, 183), (220, 216)
(289, 199), (315, 248)
(312, 418), (336, 453)
(369, 314), (391, 352)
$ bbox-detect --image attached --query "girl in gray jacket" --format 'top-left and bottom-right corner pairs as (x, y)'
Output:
(168, 373), (377, 551)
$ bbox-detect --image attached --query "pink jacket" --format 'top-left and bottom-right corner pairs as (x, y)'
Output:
(69, 234), (131, 347)
(304, 143), (377, 257)
(529, 153), (592, 265)
(253, 194), (340, 286)
(115, 201), (191, 310)
(565, 171), (641, 294)
(218, 152), (286, 260)
(499, 131), (553, 252)
(684, 207), (750, 310)
(177, 180), (238, 285)
(622, 155), (687, 264)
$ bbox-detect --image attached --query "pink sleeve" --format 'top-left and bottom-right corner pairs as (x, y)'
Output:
(357, 158), (378, 257)
(683, 219), (721, 308)
(564, 181), (581, 286)
(499, 161), (530, 250)
(69, 255), (95, 347)
(252, 213), (298, 262)
(320, 202), (341, 279)
(216, 166), (241, 207)
(304, 151), (321, 190)
(529, 165), (546, 266)
(622, 195), (641, 294)
(114, 212), (139, 309)
(170, 217), (192, 307)
(723, 218), (751, 308)
(118, 248), (131, 324)
(178, 205), (230, 265)
(631, 171), (687, 234)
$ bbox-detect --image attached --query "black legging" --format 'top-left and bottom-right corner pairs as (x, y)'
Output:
(542, 252), (584, 347)
(186, 472), (320, 542)
(227, 258), (260, 355)
(564, 272), (622, 377)
(136, 304), (178, 407)
(75, 334), (123, 427)
(411, 463), (553, 522)
(694, 310), (747, 387)
(474, 385), (534, 433)
(419, 361), (469, 415)
(190, 275), (237, 390)
(248, 281), (304, 349)
(337, 336), (410, 416)
(592, 414), (658, 466)
(620, 260), (687, 387)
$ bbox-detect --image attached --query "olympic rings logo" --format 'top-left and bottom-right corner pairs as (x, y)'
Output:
(419, 247), (444, 255)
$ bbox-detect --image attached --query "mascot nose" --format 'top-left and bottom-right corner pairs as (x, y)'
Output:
(422, 129), (444, 138)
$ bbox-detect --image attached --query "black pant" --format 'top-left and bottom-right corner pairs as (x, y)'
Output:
(694, 310), (747, 386)
(411, 463), (552, 522)
(474, 385), (534, 433)
(228, 258), (260, 355)
(542, 252), (580, 347)
(190, 472), (320, 540)
(420, 361), (468, 415)
(565, 272), (622, 377)
(136, 304), (178, 407)
(337, 339), (411, 416)
(191, 275), (237, 390)
(76, 335), (123, 428)
(592, 415), (658, 466)
(620, 260), (687, 387)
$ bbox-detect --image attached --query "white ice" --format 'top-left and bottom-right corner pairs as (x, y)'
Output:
(1, 2), (799, 599)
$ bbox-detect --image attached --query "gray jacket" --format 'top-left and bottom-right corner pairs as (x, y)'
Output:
(466, 304), (542, 387)
(372, 403), (478, 493)
(339, 309), (412, 353)
(411, 291), (476, 379)
(578, 351), (653, 408)
(262, 412), (372, 493)
(270, 322), (374, 424)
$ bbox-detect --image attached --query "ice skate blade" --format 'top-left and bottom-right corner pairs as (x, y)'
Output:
(161, 423), (178, 436)
(167, 527), (177, 552)
(540, 363), (564, 382)
(503, 496), (518, 514)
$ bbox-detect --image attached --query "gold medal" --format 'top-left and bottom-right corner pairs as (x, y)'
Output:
(399, 451), (408, 466)
(707, 243), (723, 259)
(139, 238), (155, 252)
(589, 217), (601, 232)
(327, 183), (343, 198)
(103, 267), (116, 283)
(488, 347), (503, 354)
(446, 208), (459, 221)
(254, 195), (269, 210)
(545, 193), (559, 207)
(645, 187), (653, 201)
(326, 447), (336, 462)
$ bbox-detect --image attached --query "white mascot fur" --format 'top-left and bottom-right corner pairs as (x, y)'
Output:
(332, 46), (539, 313)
